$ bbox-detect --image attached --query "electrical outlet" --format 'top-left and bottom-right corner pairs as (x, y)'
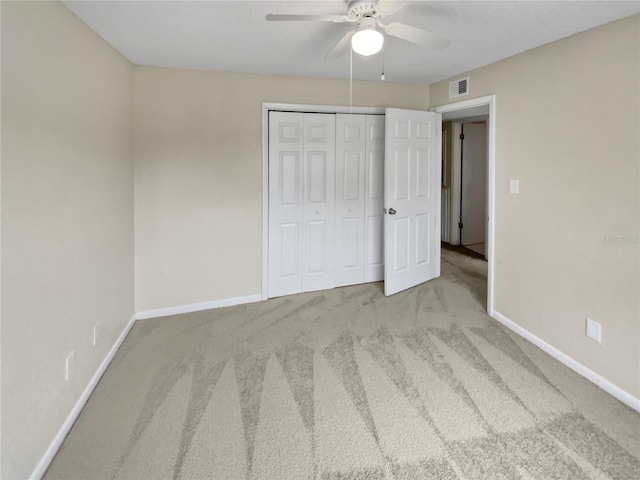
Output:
(65, 351), (75, 381)
(586, 318), (602, 343)
(93, 322), (100, 346)
(509, 179), (520, 194)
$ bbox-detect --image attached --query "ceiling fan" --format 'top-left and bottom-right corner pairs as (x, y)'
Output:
(266, 0), (450, 58)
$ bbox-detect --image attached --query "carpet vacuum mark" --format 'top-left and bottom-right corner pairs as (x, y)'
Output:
(45, 250), (640, 480)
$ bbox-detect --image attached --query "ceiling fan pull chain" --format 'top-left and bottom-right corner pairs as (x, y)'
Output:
(349, 47), (353, 117)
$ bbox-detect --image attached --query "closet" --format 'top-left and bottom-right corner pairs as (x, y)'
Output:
(267, 107), (441, 299)
(268, 111), (385, 298)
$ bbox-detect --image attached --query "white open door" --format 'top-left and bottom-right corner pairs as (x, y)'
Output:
(460, 122), (487, 249)
(384, 108), (441, 296)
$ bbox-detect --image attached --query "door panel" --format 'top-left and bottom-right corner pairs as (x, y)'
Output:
(280, 153), (300, 205)
(415, 213), (430, 265)
(343, 153), (361, 201)
(342, 218), (360, 267)
(269, 112), (304, 297)
(307, 122), (328, 142)
(335, 114), (366, 287)
(364, 115), (385, 282)
(393, 217), (410, 271)
(366, 215), (383, 268)
(301, 113), (335, 292)
(416, 149), (431, 198)
(367, 152), (384, 200)
(279, 223), (300, 277)
(394, 149), (410, 200)
(307, 221), (327, 273)
(384, 109), (441, 296)
(307, 152), (327, 204)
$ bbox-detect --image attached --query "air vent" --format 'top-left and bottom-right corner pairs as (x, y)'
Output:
(449, 76), (469, 99)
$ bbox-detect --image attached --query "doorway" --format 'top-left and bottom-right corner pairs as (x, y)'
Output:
(460, 120), (487, 257)
(431, 95), (496, 315)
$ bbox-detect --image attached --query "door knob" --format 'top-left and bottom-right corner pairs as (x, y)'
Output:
(388, 208), (397, 215)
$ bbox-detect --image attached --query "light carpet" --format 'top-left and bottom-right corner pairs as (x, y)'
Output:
(45, 249), (640, 479)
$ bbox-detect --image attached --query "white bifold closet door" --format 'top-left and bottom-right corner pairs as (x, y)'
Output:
(334, 114), (385, 287)
(268, 111), (335, 298)
(269, 109), (440, 299)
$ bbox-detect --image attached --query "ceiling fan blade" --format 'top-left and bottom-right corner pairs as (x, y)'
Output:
(325, 30), (355, 59)
(375, 1), (409, 16)
(385, 22), (450, 50)
(266, 13), (350, 23)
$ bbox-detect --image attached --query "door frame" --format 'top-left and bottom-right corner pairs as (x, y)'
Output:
(261, 103), (385, 300)
(430, 94), (496, 315)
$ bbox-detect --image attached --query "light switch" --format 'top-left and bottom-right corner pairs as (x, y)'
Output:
(510, 179), (519, 194)
(586, 318), (602, 343)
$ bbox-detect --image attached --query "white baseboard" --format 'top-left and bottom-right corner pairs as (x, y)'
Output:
(491, 310), (640, 413)
(30, 292), (264, 479)
(135, 293), (262, 320)
(30, 314), (137, 480)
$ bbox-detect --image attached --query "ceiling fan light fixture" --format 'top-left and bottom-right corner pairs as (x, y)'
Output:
(351, 15), (384, 57)
(351, 28), (384, 56)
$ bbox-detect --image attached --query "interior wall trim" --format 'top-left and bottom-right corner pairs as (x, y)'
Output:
(135, 293), (262, 320)
(30, 314), (138, 480)
(492, 310), (640, 413)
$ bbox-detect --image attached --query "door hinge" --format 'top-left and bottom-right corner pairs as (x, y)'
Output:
(459, 133), (465, 140)
(458, 222), (463, 229)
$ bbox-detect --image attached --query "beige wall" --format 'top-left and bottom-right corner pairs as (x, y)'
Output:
(2, 3), (636, 476)
(430, 15), (640, 397)
(134, 67), (429, 312)
(1, 2), (134, 479)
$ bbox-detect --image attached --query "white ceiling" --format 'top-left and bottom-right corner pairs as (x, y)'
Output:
(62, 0), (640, 85)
